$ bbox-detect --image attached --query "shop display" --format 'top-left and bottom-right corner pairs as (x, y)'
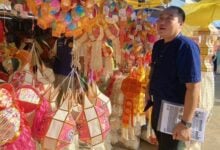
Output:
(0, 0), (162, 149)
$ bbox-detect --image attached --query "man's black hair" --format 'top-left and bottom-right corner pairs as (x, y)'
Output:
(166, 6), (186, 23)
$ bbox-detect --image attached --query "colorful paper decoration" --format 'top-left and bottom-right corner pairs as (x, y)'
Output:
(37, 14), (55, 30)
(16, 85), (41, 113)
(65, 27), (83, 38)
(75, 94), (110, 147)
(52, 22), (67, 37)
(43, 92), (79, 150)
(31, 97), (53, 140)
(0, 107), (21, 146)
(50, 0), (61, 15)
(61, 0), (72, 12)
(14, 50), (31, 69)
(87, 82), (112, 116)
(0, 84), (21, 146)
(75, 5), (85, 17)
(9, 71), (34, 88)
(0, 84), (14, 109)
(26, 0), (39, 15)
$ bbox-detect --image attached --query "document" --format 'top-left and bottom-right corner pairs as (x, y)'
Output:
(157, 100), (208, 142)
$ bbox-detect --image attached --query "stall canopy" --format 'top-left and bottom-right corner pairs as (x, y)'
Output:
(182, 0), (220, 28)
(169, 0), (185, 7)
(125, 0), (170, 9)
(212, 20), (220, 29)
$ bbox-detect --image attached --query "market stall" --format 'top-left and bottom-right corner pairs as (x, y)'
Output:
(1, 0), (219, 149)
(0, 0), (162, 149)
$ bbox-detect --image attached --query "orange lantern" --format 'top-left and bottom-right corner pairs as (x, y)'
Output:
(52, 22), (66, 37)
(121, 77), (141, 126)
(37, 14), (55, 30)
(61, 0), (72, 12)
(14, 50), (31, 68)
(26, 0), (38, 16)
(66, 27), (83, 38)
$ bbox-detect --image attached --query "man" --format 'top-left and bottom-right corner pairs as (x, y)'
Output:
(148, 6), (201, 149)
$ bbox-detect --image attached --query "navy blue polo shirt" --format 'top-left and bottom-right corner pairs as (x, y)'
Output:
(53, 38), (72, 76)
(149, 34), (201, 107)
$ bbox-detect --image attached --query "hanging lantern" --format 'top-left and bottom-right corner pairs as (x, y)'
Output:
(16, 85), (41, 113)
(0, 84), (14, 110)
(52, 21), (66, 37)
(75, 5), (85, 17)
(49, 0), (61, 15)
(61, 0), (72, 12)
(37, 14), (55, 30)
(0, 84), (21, 146)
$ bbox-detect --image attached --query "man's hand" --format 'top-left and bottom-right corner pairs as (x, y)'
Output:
(172, 122), (191, 141)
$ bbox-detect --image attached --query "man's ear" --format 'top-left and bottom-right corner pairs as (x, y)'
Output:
(179, 21), (184, 26)
(178, 17), (184, 26)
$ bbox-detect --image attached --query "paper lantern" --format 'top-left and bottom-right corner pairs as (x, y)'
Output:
(37, 17), (50, 30)
(0, 107), (21, 146)
(43, 92), (79, 150)
(31, 98), (53, 140)
(35, 0), (43, 5)
(0, 84), (20, 146)
(0, 84), (15, 110)
(50, 0), (61, 15)
(52, 22), (66, 37)
(80, 17), (96, 32)
(26, 0), (38, 15)
(40, 2), (50, 16)
(9, 71), (34, 88)
(87, 82), (112, 116)
(121, 77), (141, 98)
(61, 0), (72, 12)
(64, 12), (72, 25)
(75, 95), (110, 146)
(16, 85), (41, 113)
(0, 87), (13, 110)
(65, 29), (81, 37)
(37, 14), (55, 30)
(121, 77), (141, 126)
(14, 50), (31, 69)
(75, 5), (85, 17)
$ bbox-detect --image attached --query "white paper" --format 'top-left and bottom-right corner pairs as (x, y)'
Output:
(157, 100), (208, 142)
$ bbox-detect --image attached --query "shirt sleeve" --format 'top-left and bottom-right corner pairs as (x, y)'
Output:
(177, 41), (201, 83)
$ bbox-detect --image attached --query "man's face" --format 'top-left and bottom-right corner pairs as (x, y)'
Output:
(157, 9), (183, 39)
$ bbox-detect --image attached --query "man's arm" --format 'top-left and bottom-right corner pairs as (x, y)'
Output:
(173, 82), (200, 141)
(182, 82), (201, 122)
